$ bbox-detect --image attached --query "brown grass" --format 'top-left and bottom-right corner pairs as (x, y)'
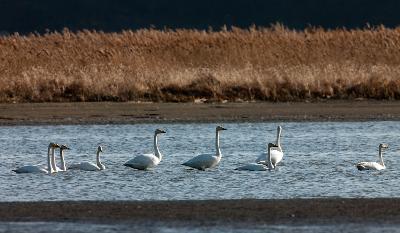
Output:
(1, 25), (400, 102)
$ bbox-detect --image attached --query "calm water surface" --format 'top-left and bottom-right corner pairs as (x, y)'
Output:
(1, 122), (399, 201)
(0, 221), (399, 233)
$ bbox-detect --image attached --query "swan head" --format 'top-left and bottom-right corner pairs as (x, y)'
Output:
(49, 142), (60, 148)
(60, 145), (70, 151)
(379, 143), (389, 150)
(155, 129), (166, 135)
(97, 146), (103, 153)
(277, 125), (282, 132)
(268, 143), (277, 148)
(216, 125), (227, 131)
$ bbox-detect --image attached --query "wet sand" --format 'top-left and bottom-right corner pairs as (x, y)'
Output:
(0, 199), (399, 224)
(1, 100), (400, 125)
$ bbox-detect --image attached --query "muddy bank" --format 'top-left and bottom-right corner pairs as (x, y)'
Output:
(0, 199), (399, 224)
(0, 101), (400, 125)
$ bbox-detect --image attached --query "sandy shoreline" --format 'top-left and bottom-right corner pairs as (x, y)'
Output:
(0, 199), (399, 224)
(1, 101), (400, 125)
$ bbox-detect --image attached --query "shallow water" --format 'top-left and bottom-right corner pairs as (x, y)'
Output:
(1, 122), (400, 201)
(0, 221), (399, 233)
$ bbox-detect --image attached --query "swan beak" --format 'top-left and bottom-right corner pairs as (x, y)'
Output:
(160, 130), (166, 134)
(221, 127), (227, 130)
(54, 143), (60, 148)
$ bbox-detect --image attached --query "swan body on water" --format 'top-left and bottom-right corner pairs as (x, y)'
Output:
(124, 129), (166, 170)
(356, 143), (388, 171)
(236, 143), (277, 171)
(182, 126), (227, 171)
(13, 143), (60, 174)
(69, 146), (104, 171)
(256, 126), (283, 167)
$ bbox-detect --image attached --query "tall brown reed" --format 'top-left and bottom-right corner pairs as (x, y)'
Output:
(1, 25), (400, 102)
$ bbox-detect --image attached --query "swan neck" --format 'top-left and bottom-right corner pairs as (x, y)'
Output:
(267, 145), (274, 169)
(59, 150), (66, 171)
(154, 133), (161, 159)
(50, 147), (57, 173)
(96, 150), (102, 168)
(216, 130), (221, 156)
(379, 148), (385, 167)
(47, 146), (53, 173)
(275, 128), (282, 149)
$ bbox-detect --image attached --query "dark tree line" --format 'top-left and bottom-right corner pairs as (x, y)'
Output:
(1, 0), (400, 33)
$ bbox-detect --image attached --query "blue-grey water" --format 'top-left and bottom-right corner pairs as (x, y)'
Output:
(1, 121), (400, 201)
(0, 221), (398, 233)
(2, 121), (400, 232)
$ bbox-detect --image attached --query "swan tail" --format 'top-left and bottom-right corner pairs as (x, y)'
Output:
(181, 162), (197, 169)
(181, 161), (193, 167)
(181, 163), (203, 170)
(356, 164), (366, 171)
(123, 163), (133, 168)
(234, 168), (246, 171)
(124, 163), (147, 170)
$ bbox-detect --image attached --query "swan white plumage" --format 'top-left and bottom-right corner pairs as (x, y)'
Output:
(51, 143), (61, 172)
(124, 129), (166, 170)
(68, 146), (104, 171)
(57, 145), (71, 172)
(12, 143), (60, 174)
(256, 126), (284, 167)
(356, 143), (388, 171)
(182, 126), (227, 170)
(236, 143), (276, 171)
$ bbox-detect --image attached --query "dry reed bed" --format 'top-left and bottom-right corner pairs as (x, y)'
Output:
(1, 26), (400, 102)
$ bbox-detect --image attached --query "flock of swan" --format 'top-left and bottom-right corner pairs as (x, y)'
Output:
(12, 125), (389, 174)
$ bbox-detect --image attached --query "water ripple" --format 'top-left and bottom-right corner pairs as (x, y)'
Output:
(0, 121), (400, 201)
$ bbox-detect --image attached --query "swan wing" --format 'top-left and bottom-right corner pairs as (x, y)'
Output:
(13, 165), (47, 174)
(356, 162), (384, 171)
(68, 162), (100, 171)
(235, 163), (268, 171)
(124, 154), (159, 170)
(182, 153), (219, 170)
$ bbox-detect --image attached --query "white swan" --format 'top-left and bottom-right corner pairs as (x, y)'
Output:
(256, 125), (284, 167)
(13, 143), (60, 174)
(68, 146), (104, 171)
(182, 125), (227, 170)
(50, 144), (70, 172)
(124, 129), (166, 170)
(236, 143), (276, 171)
(57, 145), (71, 171)
(356, 143), (388, 171)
